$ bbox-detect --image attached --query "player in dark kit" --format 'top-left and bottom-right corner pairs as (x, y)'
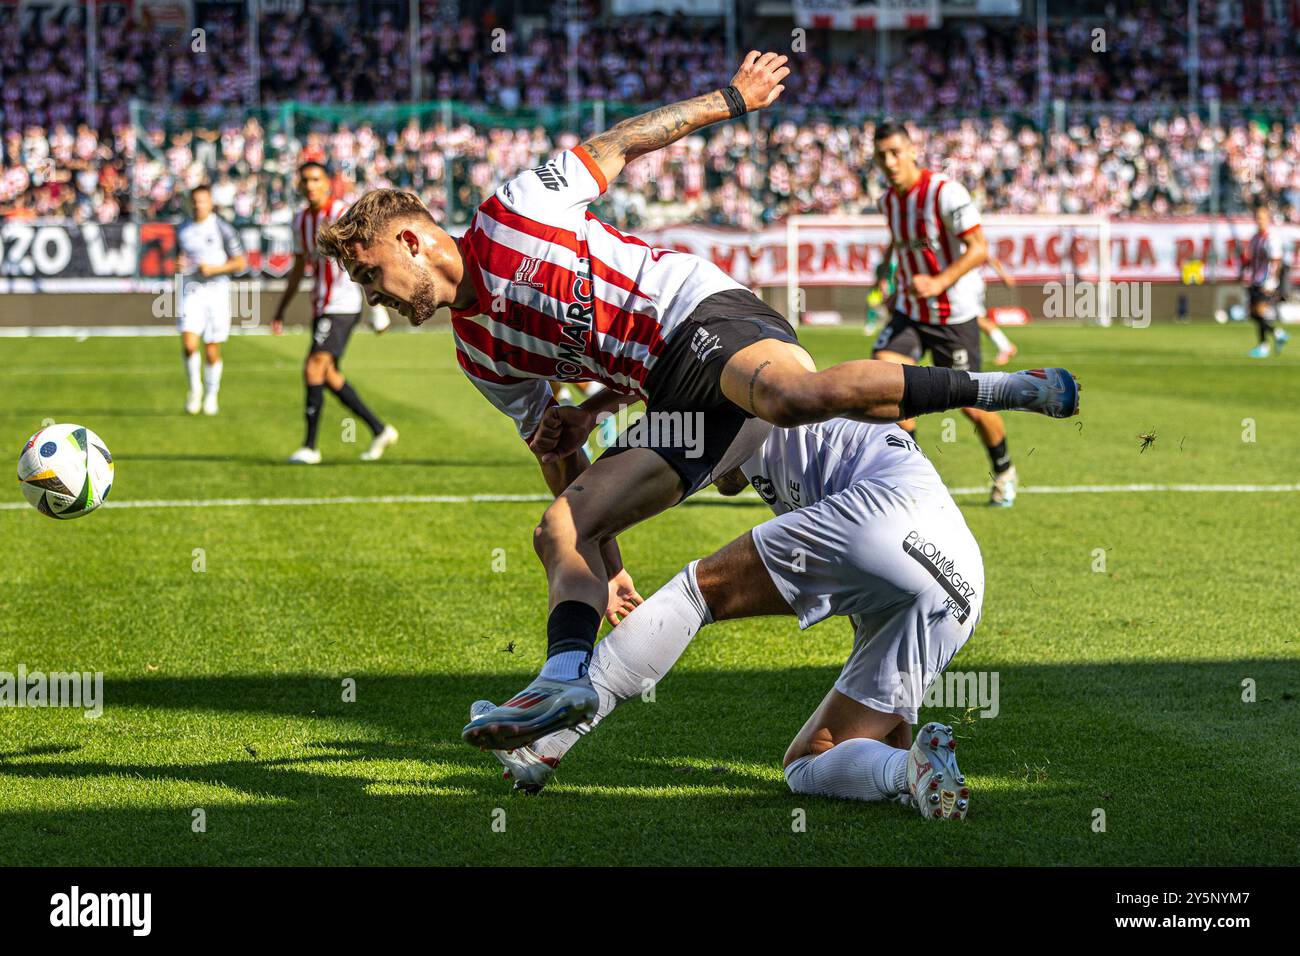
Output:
(272, 162), (399, 464)
(315, 52), (1081, 752)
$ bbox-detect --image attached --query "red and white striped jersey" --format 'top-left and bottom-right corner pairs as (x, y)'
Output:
(452, 146), (746, 439)
(293, 199), (365, 316)
(879, 168), (984, 325)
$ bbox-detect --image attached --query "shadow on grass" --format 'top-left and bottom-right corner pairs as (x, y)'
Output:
(0, 661), (1296, 865)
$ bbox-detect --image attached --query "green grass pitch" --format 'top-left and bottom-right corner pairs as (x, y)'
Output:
(0, 320), (1296, 866)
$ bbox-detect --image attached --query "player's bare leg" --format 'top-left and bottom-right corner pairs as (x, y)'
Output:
(977, 313), (1017, 365)
(181, 331), (203, 415)
(201, 340), (223, 416)
(962, 405), (1017, 507)
(462, 448), (685, 752)
(719, 338), (1079, 426)
(783, 688), (968, 819)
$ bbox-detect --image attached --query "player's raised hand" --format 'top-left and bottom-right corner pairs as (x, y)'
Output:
(730, 51), (791, 111)
(529, 404), (595, 464)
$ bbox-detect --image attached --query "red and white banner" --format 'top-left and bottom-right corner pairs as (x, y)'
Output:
(792, 0), (941, 30)
(636, 218), (1300, 287)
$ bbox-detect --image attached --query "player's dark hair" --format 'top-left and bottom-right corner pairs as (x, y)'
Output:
(299, 160), (330, 177)
(190, 184), (212, 198)
(874, 121), (911, 144)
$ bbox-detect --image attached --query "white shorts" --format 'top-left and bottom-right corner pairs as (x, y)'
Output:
(750, 478), (984, 725)
(178, 282), (232, 343)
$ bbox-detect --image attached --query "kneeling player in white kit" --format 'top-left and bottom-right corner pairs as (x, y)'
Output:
(177, 185), (247, 415)
(471, 416), (983, 820)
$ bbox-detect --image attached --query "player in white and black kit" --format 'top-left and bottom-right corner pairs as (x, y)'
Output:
(271, 161), (398, 464)
(1242, 200), (1290, 358)
(870, 122), (1019, 507)
(471, 416), (983, 820)
(176, 185), (247, 415)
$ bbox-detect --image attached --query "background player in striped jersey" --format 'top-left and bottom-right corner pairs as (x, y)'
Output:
(1241, 200), (1290, 358)
(272, 161), (399, 464)
(871, 122), (1019, 507)
(176, 184), (247, 416)
(315, 52), (1078, 751)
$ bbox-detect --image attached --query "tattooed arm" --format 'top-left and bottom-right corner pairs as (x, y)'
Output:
(579, 50), (790, 186)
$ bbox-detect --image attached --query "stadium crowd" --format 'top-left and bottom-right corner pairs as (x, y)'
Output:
(1, 1), (1297, 227)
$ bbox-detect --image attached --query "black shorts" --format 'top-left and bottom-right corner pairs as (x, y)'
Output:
(598, 288), (801, 500)
(873, 310), (982, 371)
(310, 311), (362, 360)
(1248, 287), (1275, 313)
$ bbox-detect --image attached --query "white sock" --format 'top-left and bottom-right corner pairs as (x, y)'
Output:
(185, 352), (201, 394)
(203, 359), (223, 398)
(988, 326), (1013, 352)
(538, 649), (589, 682)
(532, 561), (712, 762)
(784, 737), (908, 803)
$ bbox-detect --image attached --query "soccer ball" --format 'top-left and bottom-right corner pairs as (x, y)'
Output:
(17, 424), (114, 519)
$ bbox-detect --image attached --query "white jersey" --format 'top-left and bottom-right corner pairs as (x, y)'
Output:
(879, 169), (984, 325)
(293, 199), (365, 316)
(742, 418), (950, 515)
(452, 146), (746, 438)
(177, 214), (244, 286)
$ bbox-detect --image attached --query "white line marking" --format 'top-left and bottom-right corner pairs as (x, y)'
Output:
(2, 483), (1298, 513)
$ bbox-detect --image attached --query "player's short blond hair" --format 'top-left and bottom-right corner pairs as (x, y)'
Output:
(316, 189), (432, 260)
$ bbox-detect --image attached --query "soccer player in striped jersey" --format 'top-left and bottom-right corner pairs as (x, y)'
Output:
(1241, 200), (1289, 358)
(870, 122), (1019, 507)
(316, 52), (1079, 751)
(271, 162), (398, 464)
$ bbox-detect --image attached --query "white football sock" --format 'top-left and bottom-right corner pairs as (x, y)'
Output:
(203, 359), (223, 398)
(532, 561), (713, 762)
(185, 352), (201, 394)
(784, 737), (908, 803)
(988, 326), (1013, 352)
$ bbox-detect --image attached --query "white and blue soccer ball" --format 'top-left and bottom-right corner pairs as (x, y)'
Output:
(17, 424), (114, 519)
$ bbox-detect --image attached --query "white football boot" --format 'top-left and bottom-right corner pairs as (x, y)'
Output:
(469, 700), (560, 794)
(989, 464), (1017, 508)
(202, 392), (219, 416)
(288, 446), (322, 464)
(462, 675), (598, 751)
(185, 391), (202, 415)
(360, 425), (399, 461)
(905, 722), (970, 820)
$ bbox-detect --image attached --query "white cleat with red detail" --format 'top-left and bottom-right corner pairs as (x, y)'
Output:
(906, 722), (970, 820)
(469, 700), (559, 794)
(462, 675), (598, 751)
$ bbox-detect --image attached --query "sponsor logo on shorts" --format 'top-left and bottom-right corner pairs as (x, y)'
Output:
(901, 529), (978, 624)
(750, 475), (778, 505)
(689, 327), (724, 363)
